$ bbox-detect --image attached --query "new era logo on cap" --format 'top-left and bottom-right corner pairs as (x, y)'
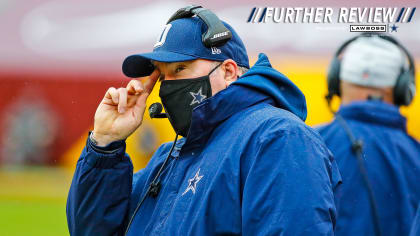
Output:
(122, 17), (249, 78)
(211, 47), (221, 54)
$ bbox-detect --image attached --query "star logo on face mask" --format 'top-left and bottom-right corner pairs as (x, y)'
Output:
(182, 168), (203, 196)
(190, 87), (207, 105)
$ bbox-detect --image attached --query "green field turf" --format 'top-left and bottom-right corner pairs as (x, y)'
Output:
(0, 167), (72, 236)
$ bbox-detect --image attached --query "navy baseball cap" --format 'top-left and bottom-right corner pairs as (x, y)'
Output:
(122, 17), (249, 78)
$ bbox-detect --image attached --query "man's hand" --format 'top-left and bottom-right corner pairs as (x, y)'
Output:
(92, 70), (160, 146)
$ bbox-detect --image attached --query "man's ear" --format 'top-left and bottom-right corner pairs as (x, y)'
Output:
(221, 59), (239, 86)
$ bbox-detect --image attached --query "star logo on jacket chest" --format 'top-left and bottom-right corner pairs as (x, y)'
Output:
(182, 168), (203, 196)
(190, 88), (206, 105)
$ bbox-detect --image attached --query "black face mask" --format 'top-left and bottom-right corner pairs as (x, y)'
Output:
(159, 63), (221, 137)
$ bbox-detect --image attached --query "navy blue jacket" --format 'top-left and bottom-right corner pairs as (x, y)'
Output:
(67, 53), (341, 235)
(317, 101), (420, 236)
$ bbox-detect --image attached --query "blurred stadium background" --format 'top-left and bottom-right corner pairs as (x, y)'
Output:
(0, 0), (419, 235)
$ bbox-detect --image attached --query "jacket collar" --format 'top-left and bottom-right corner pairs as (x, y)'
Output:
(184, 85), (272, 150)
(181, 53), (307, 150)
(337, 101), (406, 131)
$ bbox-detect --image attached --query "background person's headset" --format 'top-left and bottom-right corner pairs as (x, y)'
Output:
(326, 32), (416, 107)
(125, 6), (232, 235)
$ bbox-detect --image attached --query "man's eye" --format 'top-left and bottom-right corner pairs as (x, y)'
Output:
(175, 66), (185, 73)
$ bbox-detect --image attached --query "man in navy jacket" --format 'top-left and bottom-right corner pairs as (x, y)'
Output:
(67, 6), (341, 235)
(317, 34), (420, 236)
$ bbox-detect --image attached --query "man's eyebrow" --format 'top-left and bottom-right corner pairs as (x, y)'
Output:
(152, 60), (192, 67)
(152, 61), (174, 70)
(151, 61), (161, 68)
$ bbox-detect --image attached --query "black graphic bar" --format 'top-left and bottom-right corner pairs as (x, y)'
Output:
(259, 7), (267, 22)
(408, 7), (416, 22)
(396, 7), (405, 22)
(248, 7), (256, 22)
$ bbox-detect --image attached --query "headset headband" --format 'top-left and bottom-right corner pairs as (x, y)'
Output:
(334, 33), (415, 77)
(167, 5), (232, 48)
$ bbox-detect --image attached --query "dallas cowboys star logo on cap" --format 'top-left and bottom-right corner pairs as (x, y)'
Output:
(190, 87), (207, 105)
(182, 168), (203, 196)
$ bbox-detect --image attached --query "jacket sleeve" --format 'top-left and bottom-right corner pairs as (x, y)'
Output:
(66, 136), (133, 236)
(241, 127), (341, 236)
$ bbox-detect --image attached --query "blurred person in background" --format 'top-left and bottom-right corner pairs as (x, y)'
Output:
(67, 5), (341, 236)
(1, 96), (57, 165)
(317, 33), (420, 236)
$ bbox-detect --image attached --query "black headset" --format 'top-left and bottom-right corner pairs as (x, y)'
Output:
(326, 33), (416, 106)
(167, 5), (232, 47)
(133, 5), (233, 77)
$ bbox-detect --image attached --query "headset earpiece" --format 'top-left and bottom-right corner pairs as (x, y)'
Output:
(394, 70), (416, 106)
(327, 57), (342, 99)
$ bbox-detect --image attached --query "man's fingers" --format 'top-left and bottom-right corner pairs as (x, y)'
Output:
(133, 94), (148, 118)
(104, 87), (119, 104)
(131, 70), (160, 116)
(118, 88), (127, 113)
(127, 80), (144, 95)
(143, 69), (160, 94)
(102, 70), (158, 116)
